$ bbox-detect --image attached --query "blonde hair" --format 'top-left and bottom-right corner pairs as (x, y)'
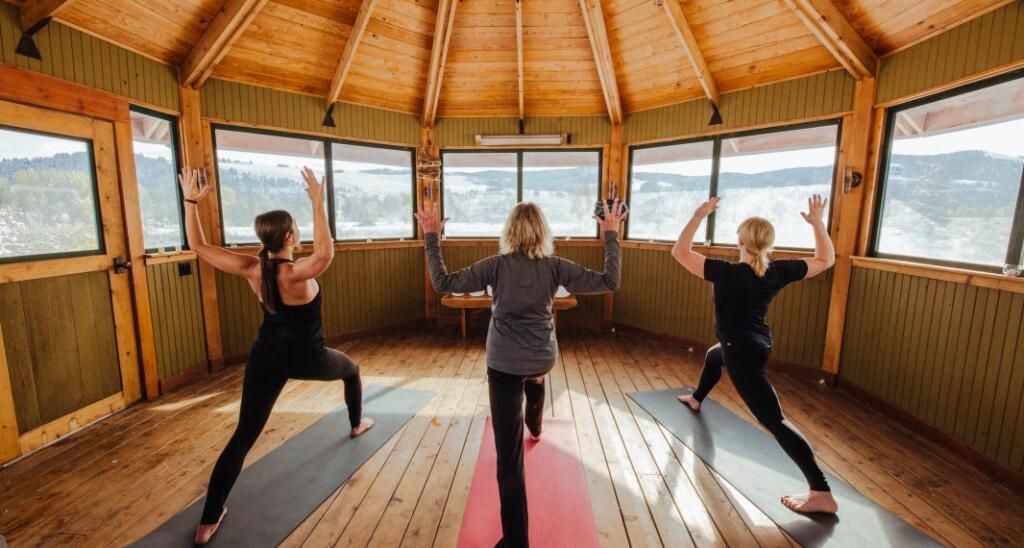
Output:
(737, 217), (775, 277)
(500, 202), (554, 259)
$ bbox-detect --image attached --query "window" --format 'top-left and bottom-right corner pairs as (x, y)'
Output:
(0, 126), (102, 261)
(626, 121), (839, 249)
(130, 108), (183, 251)
(874, 72), (1024, 270)
(214, 128), (326, 245)
(441, 149), (602, 238)
(332, 143), (415, 240)
(627, 140), (714, 241)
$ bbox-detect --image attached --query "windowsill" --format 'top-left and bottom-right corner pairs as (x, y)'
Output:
(621, 239), (816, 259)
(143, 250), (197, 265)
(851, 257), (1024, 294)
(439, 237), (604, 247)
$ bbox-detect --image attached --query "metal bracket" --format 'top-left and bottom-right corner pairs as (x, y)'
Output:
(843, 166), (863, 193)
(113, 256), (133, 274)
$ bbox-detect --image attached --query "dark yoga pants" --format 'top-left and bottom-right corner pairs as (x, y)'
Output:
(488, 367), (546, 548)
(200, 344), (363, 524)
(692, 342), (830, 492)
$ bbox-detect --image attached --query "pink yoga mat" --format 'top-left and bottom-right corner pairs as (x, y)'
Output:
(457, 417), (600, 548)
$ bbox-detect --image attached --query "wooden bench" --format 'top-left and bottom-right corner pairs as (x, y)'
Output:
(440, 294), (578, 339)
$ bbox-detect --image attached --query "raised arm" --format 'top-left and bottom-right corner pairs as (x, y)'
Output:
(557, 198), (626, 294)
(671, 197), (718, 279)
(800, 194), (835, 278)
(290, 167), (334, 280)
(415, 203), (496, 294)
(180, 168), (258, 277)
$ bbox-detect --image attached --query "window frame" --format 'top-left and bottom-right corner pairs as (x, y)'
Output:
(439, 147), (604, 239)
(210, 123), (418, 246)
(0, 124), (105, 264)
(624, 118), (842, 250)
(869, 69), (1024, 273)
(129, 105), (186, 253)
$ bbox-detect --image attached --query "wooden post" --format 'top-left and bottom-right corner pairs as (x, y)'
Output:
(180, 86), (225, 370)
(822, 77), (877, 375)
(420, 125), (439, 321)
(0, 323), (21, 463)
(602, 123), (625, 328)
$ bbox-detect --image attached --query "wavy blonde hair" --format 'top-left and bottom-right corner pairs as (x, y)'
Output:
(500, 202), (554, 259)
(738, 217), (775, 277)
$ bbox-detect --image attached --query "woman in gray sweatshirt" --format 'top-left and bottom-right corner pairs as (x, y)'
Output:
(416, 199), (626, 548)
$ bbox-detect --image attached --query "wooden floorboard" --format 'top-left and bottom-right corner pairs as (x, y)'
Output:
(1, 327), (1022, 547)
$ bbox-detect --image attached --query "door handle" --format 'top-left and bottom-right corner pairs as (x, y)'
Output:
(113, 256), (132, 274)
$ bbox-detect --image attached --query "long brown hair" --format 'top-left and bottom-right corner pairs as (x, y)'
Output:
(255, 210), (295, 313)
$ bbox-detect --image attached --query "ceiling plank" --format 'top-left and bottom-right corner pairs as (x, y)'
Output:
(180, 0), (269, 89)
(422, 0), (458, 127)
(660, 0), (718, 106)
(780, 0), (877, 79)
(326, 0), (379, 106)
(515, 0), (524, 121)
(20, 0), (76, 30)
(578, 0), (622, 125)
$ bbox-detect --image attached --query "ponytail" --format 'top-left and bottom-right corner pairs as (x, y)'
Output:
(254, 209), (295, 313)
(747, 251), (770, 277)
(737, 217), (775, 278)
(259, 247), (279, 314)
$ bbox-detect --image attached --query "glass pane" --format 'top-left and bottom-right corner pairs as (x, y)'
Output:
(522, 151), (600, 237)
(131, 110), (182, 250)
(628, 141), (714, 241)
(876, 77), (1024, 267)
(332, 143), (414, 240)
(714, 125), (838, 248)
(0, 127), (100, 259)
(442, 152), (517, 237)
(215, 129), (326, 245)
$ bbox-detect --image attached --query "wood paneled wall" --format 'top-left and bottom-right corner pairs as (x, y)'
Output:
(435, 117), (612, 147)
(0, 2), (179, 111)
(145, 261), (207, 381)
(840, 267), (1024, 473)
(200, 79), (422, 145)
(217, 247), (426, 358)
(875, 2), (1024, 105)
(0, 272), (122, 433)
(615, 247), (832, 368)
(624, 69), (856, 143)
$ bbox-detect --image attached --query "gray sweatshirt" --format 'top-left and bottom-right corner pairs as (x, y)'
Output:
(425, 231), (621, 376)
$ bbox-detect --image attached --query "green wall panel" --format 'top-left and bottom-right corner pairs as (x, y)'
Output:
(146, 261), (207, 380)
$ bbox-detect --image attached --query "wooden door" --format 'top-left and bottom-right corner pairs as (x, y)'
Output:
(0, 99), (142, 463)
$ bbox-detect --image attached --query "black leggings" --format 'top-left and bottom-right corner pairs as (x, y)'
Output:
(488, 368), (546, 548)
(200, 344), (363, 524)
(693, 342), (829, 492)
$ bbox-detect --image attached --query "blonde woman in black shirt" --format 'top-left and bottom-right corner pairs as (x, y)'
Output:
(671, 195), (838, 515)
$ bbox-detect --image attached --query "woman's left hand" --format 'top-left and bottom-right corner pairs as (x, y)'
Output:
(178, 167), (212, 202)
(301, 167), (326, 205)
(595, 198), (628, 233)
(415, 203), (448, 235)
(800, 194), (828, 226)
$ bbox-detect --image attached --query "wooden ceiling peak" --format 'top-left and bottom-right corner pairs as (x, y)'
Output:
(579, 0), (623, 125)
(659, 0), (719, 106)
(180, 0), (268, 89)
(781, 0), (878, 79)
(326, 0), (379, 107)
(20, 0), (77, 30)
(422, 0), (459, 127)
(515, 0), (525, 120)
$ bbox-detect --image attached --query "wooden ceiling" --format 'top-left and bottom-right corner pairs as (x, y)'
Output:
(8, 0), (1013, 120)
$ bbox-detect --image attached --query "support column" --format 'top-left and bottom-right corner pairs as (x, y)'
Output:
(602, 123), (625, 328)
(419, 125), (440, 321)
(0, 324), (20, 463)
(822, 77), (877, 375)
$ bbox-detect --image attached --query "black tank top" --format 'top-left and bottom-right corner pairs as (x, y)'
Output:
(257, 259), (325, 352)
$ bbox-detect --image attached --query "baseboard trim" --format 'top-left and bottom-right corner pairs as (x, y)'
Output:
(158, 364), (208, 394)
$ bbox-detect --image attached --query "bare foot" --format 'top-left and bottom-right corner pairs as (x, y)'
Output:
(194, 507), (227, 545)
(677, 394), (701, 412)
(351, 417), (375, 437)
(781, 490), (838, 514)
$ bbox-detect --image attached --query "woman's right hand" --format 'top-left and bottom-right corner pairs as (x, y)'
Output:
(693, 197), (720, 219)
(178, 167), (211, 202)
(301, 167), (326, 205)
(415, 203), (448, 235)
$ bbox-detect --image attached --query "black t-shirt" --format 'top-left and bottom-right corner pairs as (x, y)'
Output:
(703, 258), (809, 348)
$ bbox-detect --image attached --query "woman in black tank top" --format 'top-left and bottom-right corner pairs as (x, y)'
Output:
(178, 167), (374, 544)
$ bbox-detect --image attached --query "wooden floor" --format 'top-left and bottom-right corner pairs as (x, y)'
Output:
(2, 327), (1024, 547)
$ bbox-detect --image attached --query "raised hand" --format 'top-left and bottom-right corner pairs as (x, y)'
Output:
(178, 167), (212, 202)
(595, 197), (628, 233)
(301, 167), (326, 204)
(693, 197), (720, 219)
(415, 203), (448, 235)
(800, 194), (827, 226)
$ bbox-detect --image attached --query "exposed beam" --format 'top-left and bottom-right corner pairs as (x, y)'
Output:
(578, 0), (623, 125)
(781, 0), (877, 79)
(20, 0), (76, 30)
(180, 0), (268, 89)
(422, 0), (458, 127)
(515, 0), (525, 121)
(661, 0), (718, 106)
(326, 0), (379, 106)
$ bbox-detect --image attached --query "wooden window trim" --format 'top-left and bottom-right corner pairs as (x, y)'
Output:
(851, 256), (1024, 295)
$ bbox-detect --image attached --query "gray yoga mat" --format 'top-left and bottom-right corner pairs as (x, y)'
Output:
(133, 384), (433, 547)
(628, 387), (940, 548)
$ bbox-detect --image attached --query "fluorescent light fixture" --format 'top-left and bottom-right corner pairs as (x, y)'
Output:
(475, 133), (568, 146)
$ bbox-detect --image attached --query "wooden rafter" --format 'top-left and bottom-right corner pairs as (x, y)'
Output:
(20, 0), (76, 30)
(578, 0), (622, 125)
(327, 0), (379, 106)
(781, 0), (877, 80)
(515, 0), (525, 121)
(180, 0), (268, 89)
(661, 0), (719, 106)
(422, 0), (458, 127)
